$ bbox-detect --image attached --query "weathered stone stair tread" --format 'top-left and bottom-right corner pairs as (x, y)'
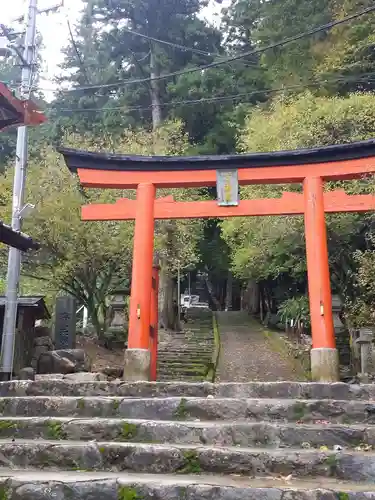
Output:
(158, 313), (215, 381)
(1, 396), (374, 422)
(0, 470), (374, 499)
(3, 380), (375, 398)
(0, 439), (375, 480)
(1, 417), (375, 448)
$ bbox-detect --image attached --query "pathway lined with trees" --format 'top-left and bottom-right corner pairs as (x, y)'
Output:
(217, 312), (307, 382)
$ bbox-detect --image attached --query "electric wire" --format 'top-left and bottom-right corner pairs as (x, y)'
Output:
(53, 72), (375, 114)
(56, 4), (375, 94)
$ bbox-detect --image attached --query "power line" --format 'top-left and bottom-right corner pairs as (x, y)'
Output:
(53, 72), (375, 114)
(120, 26), (221, 58)
(58, 4), (375, 94)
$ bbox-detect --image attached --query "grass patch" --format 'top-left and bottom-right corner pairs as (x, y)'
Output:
(118, 486), (142, 500)
(262, 328), (310, 381)
(293, 402), (307, 420)
(324, 454), (339, 477)
(174, 398), (188, 420)
(47, 421), (67, 440)
(178, 450), (201, 474)
(206, 313), (221, 383)
(0, 484), (10, 500)
(120, 422), (138, 440)
(337, 491), (350, 500)
(0, 421), (17, 432)
(0, 402), (6, 416)
(77, 398), (85, 410)
(337, 493), (349, 500)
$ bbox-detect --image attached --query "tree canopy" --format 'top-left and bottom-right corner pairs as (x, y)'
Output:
(3, 0), (375, 331)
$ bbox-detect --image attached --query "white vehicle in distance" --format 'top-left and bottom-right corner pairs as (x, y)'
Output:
(181, 295), (200, 308)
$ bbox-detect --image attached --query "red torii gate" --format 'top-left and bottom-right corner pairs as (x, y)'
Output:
(59, 139), (375, 382)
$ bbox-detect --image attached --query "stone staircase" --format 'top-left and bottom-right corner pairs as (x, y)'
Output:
(0, 380), (374, 497)
(157, 309), (215, 381)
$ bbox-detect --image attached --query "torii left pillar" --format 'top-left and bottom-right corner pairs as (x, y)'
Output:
(304, 176), (339, 382)
(123, 183), (155, 381)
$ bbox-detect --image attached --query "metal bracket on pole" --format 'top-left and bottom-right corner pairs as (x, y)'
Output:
(19, 203), (35, 219)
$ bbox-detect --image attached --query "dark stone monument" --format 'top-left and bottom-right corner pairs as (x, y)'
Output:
(54, 296), (77, 350)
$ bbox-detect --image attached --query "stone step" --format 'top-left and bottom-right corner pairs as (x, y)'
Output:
(0, 396), (372, 423)
(158, 350), (213, 354)
(0, 417), (374, 449)
(3, 380), (375, 399)
(157, 368), (208, 376)
(158, 357), (212, 363)
(157, 359), (212, 365)
(157, 360), (210, 366)
(158, 375), (206, 380)
(0, 439), (373, 480)
(0, 470), (374, 499)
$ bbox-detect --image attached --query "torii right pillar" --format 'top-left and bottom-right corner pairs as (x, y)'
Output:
(304, 176), (339, 382)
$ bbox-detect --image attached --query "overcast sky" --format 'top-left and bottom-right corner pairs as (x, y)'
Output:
(4, 0), (227, 99)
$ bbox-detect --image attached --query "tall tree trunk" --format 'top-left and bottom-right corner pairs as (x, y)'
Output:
(204, 274), (222, 311)
(246, 280), (260, 314)
(159, 261), (179, 331)
(150, 47), (162, 129)
(225, 271), (233, 311)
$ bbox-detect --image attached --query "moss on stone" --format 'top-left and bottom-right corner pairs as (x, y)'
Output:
(324, 454), (339, 477)
(0, 421), (17, 432)
(47, 421), (67, 440)
(174, 398), (188, 420)
(0, 484), (10, 500)
(118, 486), (142, 500)
(77, 398), (85, 410)
(179, 450), (201, 474)
(113, 399), (120, 411)
(337, 493), (349, 500)
(0, 401), (7, 416)
(121, 422), (138, 440)
(293, 402), (307, 420)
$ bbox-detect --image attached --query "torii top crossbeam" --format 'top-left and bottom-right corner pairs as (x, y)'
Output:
(59, 139), (375, 383)
(0, 82), (46, 131)
(59, 139), (375, 188)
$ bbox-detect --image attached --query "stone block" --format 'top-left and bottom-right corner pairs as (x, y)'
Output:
(18, 367), (35, 380)
(63, 372), (108, 382)
(37, 349), (91, 374)
(123, 348), (150, 381)
(34, 336), (53, 348)
(101, 366), (123, 379)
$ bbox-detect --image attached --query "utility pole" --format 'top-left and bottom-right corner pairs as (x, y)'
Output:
(0, 0), (38, 380)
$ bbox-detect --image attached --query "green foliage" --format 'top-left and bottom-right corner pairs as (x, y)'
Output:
(0, 120), (203, 337)
(120, 422), (138, 440)
(278, 296), (310, 330)
(0, 484), (10, 500)
(174, 398), (189, 420)
(222, 92), (375, 318)
(118, 486), (142, 500)
(47, 421), (67, 440)
(179, 450), (201, 474)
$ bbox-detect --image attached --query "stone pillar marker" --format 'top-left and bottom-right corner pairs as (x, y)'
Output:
(54, 296), (77, 350)
(356, 328), (374, 382)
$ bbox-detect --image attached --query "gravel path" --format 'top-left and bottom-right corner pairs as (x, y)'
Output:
(216, 311), (304, 382)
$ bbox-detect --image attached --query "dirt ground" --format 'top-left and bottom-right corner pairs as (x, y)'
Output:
(76, 336), (124, 372)
(216, 311), (307, 382)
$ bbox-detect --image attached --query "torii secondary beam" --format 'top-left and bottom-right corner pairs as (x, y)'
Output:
(82, 190), (375, 221)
